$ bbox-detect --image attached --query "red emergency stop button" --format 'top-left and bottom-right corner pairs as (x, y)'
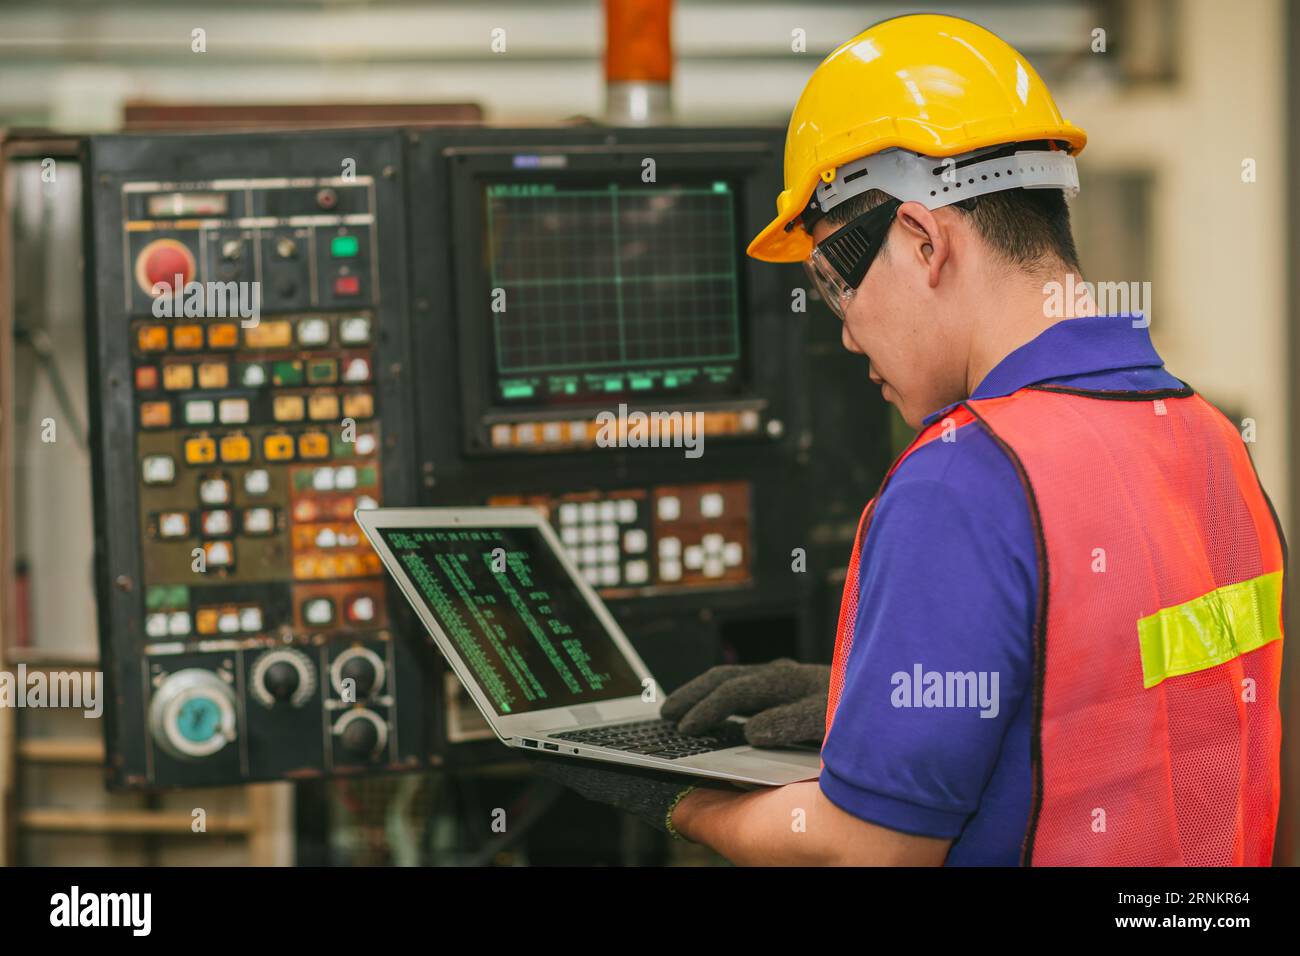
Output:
(333, 275), (361, 297)
(135, 238), (196, 297)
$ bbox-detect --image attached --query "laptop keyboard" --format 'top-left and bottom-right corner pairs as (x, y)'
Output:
(551, 718), (746, 759)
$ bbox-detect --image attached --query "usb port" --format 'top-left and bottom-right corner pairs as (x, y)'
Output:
(522, 739), (539, 749)
(542, 742), (559, 751)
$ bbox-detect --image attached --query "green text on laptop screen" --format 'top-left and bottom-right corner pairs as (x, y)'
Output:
(379, 526), (643, 714)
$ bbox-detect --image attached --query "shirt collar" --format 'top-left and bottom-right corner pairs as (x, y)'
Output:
(922, 315), (1166, 427)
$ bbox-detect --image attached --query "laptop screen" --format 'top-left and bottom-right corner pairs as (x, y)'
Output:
(377, 525), (644, 715)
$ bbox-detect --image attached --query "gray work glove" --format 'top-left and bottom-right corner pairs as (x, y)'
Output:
(525, 754), (705, 837)
(661, 658), (830, 748)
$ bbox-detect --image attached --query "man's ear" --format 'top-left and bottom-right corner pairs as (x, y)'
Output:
(895, 201), (950, 289)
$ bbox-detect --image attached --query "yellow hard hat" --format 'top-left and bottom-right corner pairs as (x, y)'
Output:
(748, 14), (1087, 262)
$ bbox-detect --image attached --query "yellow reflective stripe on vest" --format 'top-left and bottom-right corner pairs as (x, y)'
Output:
(1137, 571), (1283, 689)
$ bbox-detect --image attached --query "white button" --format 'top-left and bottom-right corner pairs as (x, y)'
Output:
(542, 422), (563, 443)
(348, 596), (375, 622)
(339, 316), (371, 344)
(343, 357), (371, 383)
(684, 545), (704, 570)
(355, 433), (378, 456)
(312, 468), (336, 491)
(580, 502), (598, 523)
(569, 421), (587, 441)
(583, 567), (601, 585)
(297, 317), (330, 345)
(702, 533), (725, 554)
(581, 546), (598, 565)
(202, 510), (232, 536)
(304, 598), (333, 625)
(700, 493), (725, 518)
(599, 544), (619, 563)
(581, 525), (599, 544)
(704, 557), (725, 578)
(205, 541), (233, 566)
(562, 527), (579, 546)
(659, 560), (682, 582)
(516, 424), (536, 445)
(240, 607), (263, 632)
(244, 469), (270, 495)
(658, 536), (681, 558)
(199, 478), (231, 505)
(740, 409), (760, 432)
(185, 400), (215, 425)
(168, 612), (191, 636)
(142, 455), (175, 485)
(159, 512), (190, 538)
(316, 527), (339, 548)
(242, 364), (267, 387)
(624, 528), (647, 553)
(355, 495), (378, 511)
(625, 559), (649, 584)
(218, 611), (240, 634)
(558, 503), (579, 525)
(600, 564), (620, 586)
(600, 523), (618, 543)
(335, 466), (358, 490)
(218, 398), (249, 424)
(599, 501), (617, 522)
(723, 542), (743, 567)
(146, 613), (169, 638)
(657, 495), (681, 521)
(617, 499), (637, 523)
(491, 424), (512, 447)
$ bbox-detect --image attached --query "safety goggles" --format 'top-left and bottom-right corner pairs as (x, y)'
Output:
(802, 197), (902, 320)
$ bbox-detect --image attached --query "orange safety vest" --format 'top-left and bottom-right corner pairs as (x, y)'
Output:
(828, 385), (1285, 866)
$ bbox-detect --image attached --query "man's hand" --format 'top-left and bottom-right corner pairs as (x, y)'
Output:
(524, 754), (706, 836)
(661, 658), (830, 748)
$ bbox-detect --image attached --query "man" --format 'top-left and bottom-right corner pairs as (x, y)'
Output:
(536, 14), (1284, 866)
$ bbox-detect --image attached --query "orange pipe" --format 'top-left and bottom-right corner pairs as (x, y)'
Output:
(605, 0), (673, 84)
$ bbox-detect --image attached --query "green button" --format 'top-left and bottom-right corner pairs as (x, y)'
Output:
(630, 377), (653, 390)
(307, 359), (338, 384)
(272, 361), (304, 387)
(664, 376), (679, 387)
(604, 378), (622, 392)
(502, 383), (534, 399)
(331, 235), (359, 258)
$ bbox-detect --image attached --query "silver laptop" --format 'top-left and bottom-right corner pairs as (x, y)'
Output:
(356, 506), (821, 786)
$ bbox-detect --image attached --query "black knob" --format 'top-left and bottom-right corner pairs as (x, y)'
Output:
(262, 660), (300, 702)
(340, 717), (379, 758)
(340, 656), (376, 698)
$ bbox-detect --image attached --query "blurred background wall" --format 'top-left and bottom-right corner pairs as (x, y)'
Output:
(0, 0), (1292, 865)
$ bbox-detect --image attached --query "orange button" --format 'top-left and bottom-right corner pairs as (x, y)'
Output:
(207, 323), (238, 349)
(140, 401), (172, 428)
(219, 435), (252, 462)
(197, 362), (229, 389)
(244, 320), (292, 349)
(308, 393), (340, 421)
(342, 392), (374, 420)
(162, 364), (194, 391)
(137, 325), (169, 353)
(263, 434), (296, 461)
(195, 608), (220, 635)
(298, 432), (330, 459)
(173, 325), (204, 350)
(273, 395), (305, 422)
(184, 436), (217, 464)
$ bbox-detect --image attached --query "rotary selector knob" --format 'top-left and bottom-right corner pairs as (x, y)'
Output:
(250, 647), (316, 708)
(330, 646), (385, 702)
(333, 709), (387, 761)
(148, 669), (238, 760)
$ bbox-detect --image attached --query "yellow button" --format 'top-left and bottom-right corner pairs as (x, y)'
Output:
(162, 364), (194, 391)
(219, 434), (252, 462)
(138, 325), (169, 352)
(273, 395), (305, 422)
(244, 320), (292, 349)
(195, 608), (220, 635)
(308, 393), (340, 421)
(298, 432), (330, 459)
(207, 323), (238, 349)
(184, 436), (217, 464)
(342, 392), (374, 419)
(197, 362), (229, 389)
(263, 434), (296, 461)
(173, 325), (204, 350)
(140, 401), (172, 428)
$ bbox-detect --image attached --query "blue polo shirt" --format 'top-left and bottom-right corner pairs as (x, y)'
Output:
(818, 315), (1184, 866)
